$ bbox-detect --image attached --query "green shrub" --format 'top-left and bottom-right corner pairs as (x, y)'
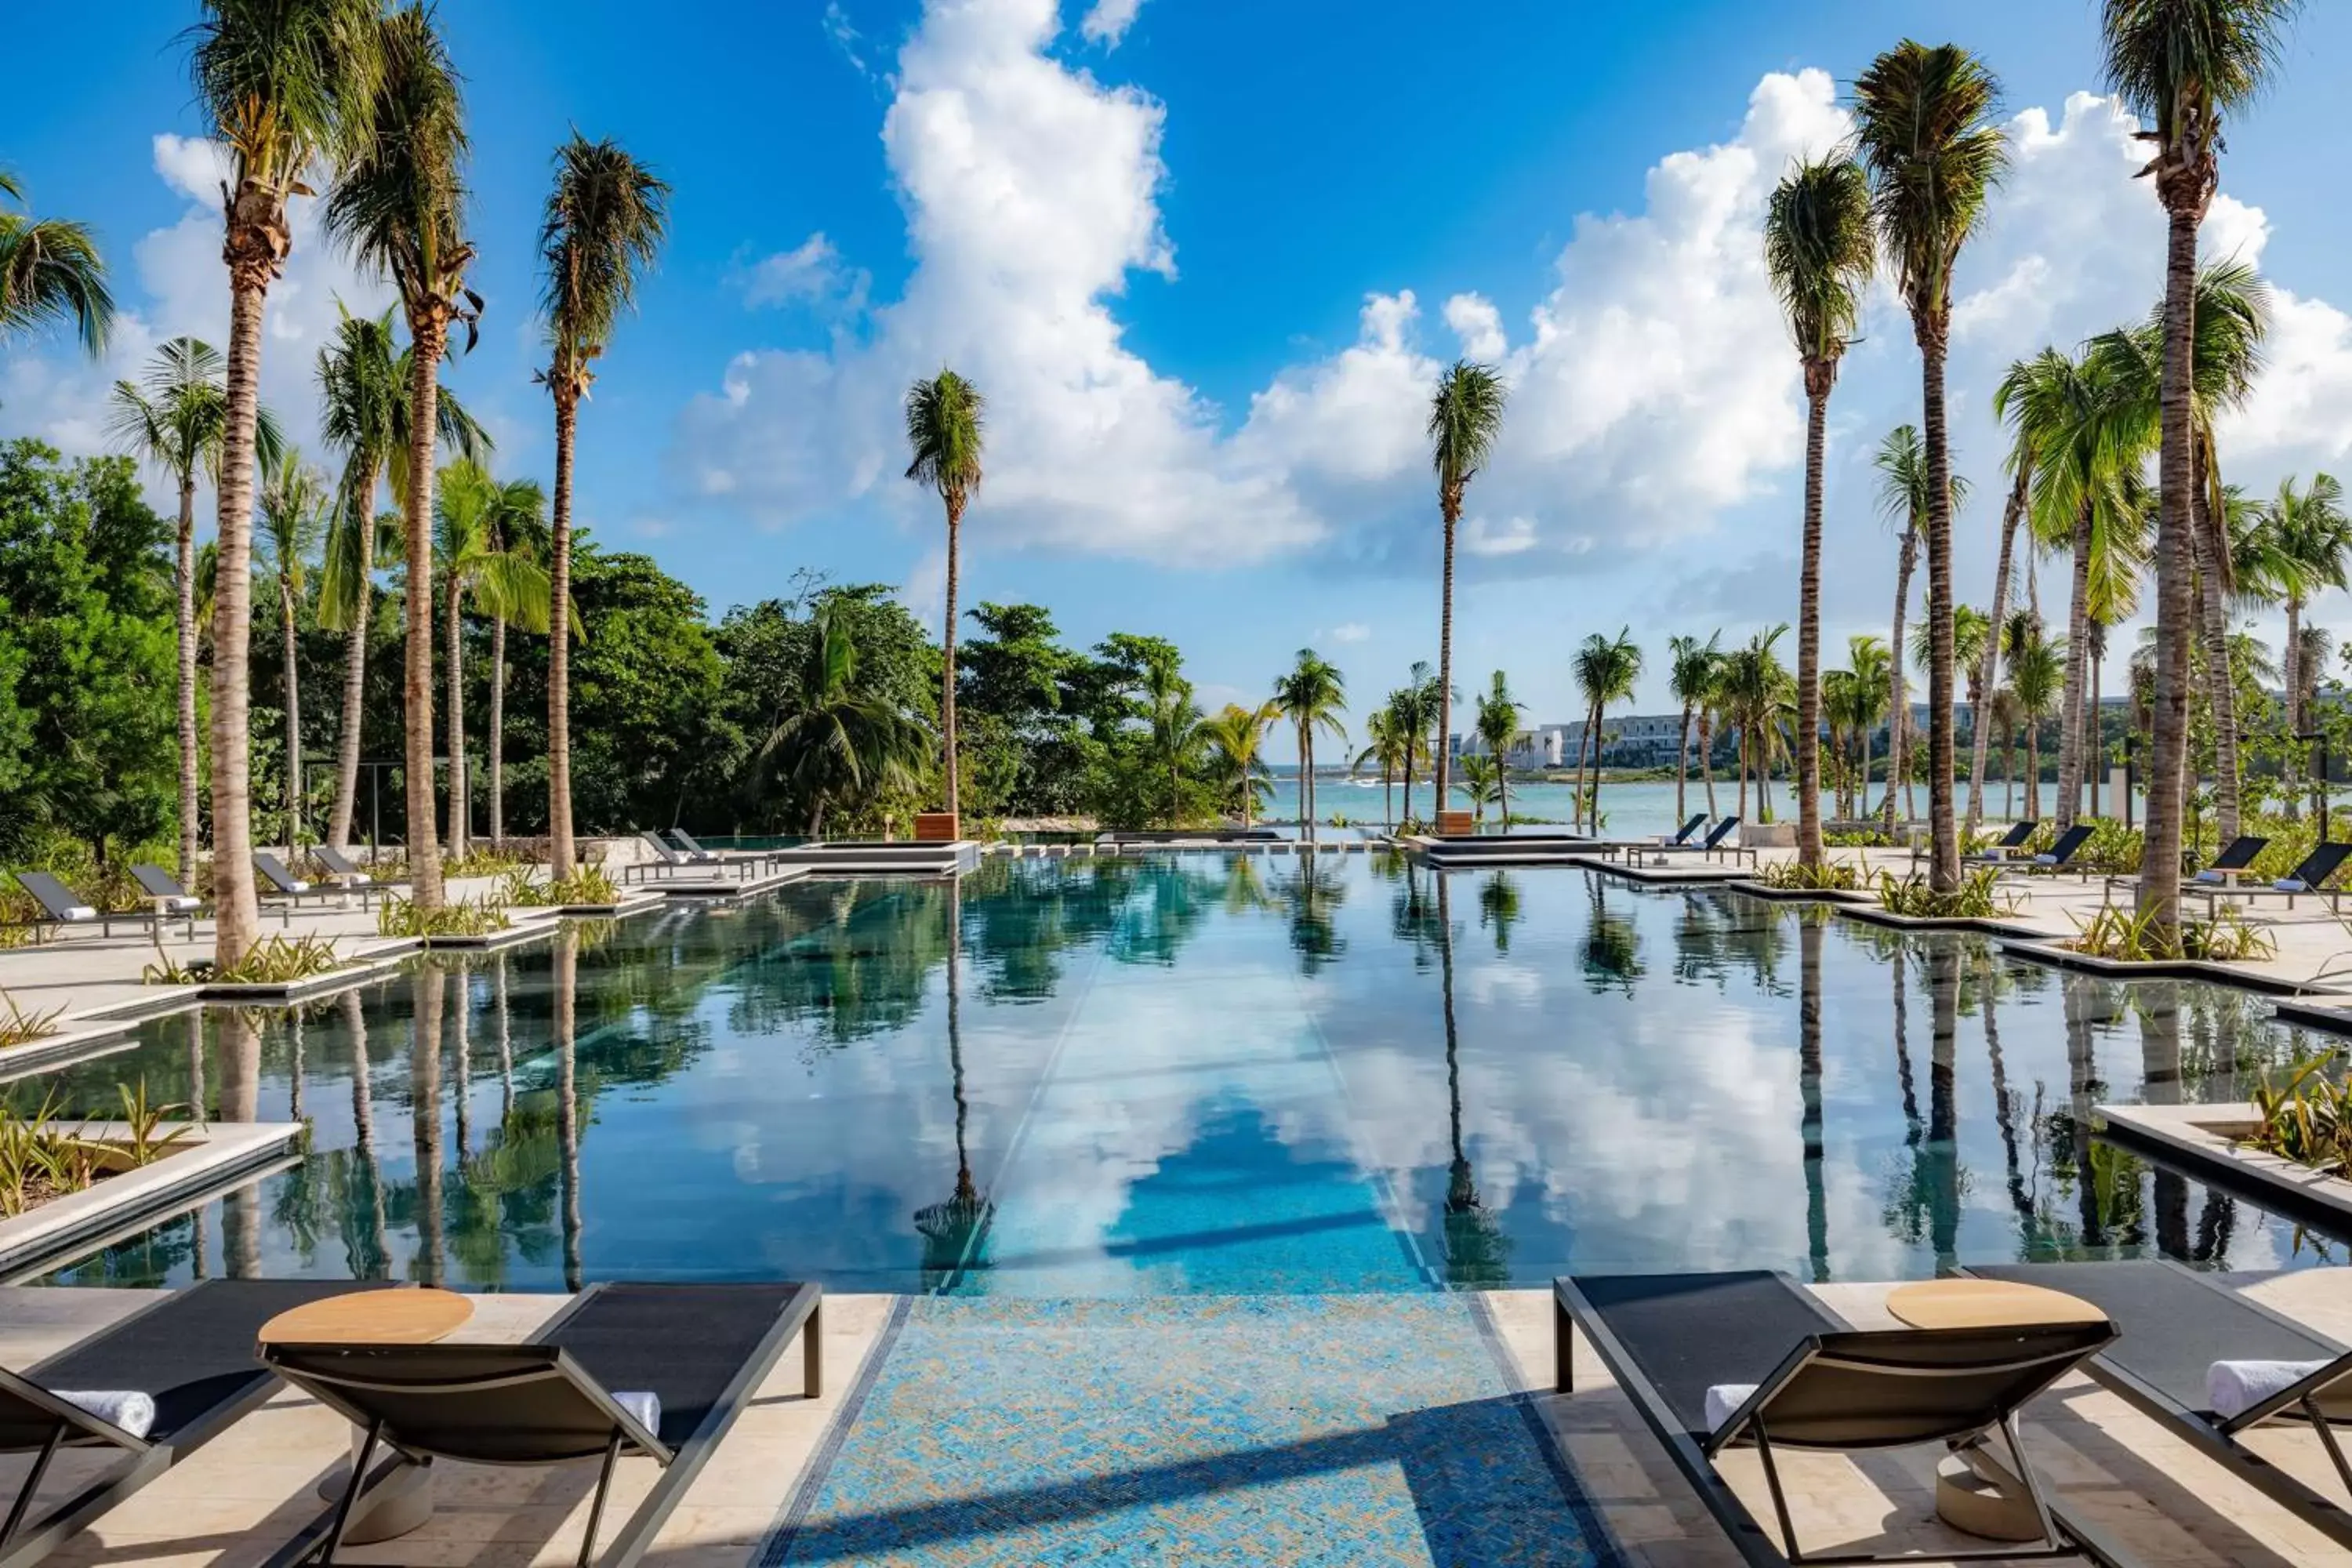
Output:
(1755, 860), (1864, 892)
(0, 989), (63, 1049)
(376, 895), (513, 939)
(1875, 869), (2013, 920)
(143, 933), (348, 985)
(2246, 1054), (2352, 1176)
(2063, 902), (2277, 963)
(499, 866), (622, 908)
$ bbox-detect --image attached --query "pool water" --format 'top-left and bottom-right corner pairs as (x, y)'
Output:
(24, 855), (2337, 1294)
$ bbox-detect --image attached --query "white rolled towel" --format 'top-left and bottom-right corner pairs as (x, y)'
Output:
(1703, 1382), (1759, 1432)
(2206, 1359), (2334, 1421)
(64, 906), (96, 921)
(2275, 878), (2312, 893)
(612, 1390), (661, 1438)
(53, 1390), (156, 1439)
(165, 895), (200, 910)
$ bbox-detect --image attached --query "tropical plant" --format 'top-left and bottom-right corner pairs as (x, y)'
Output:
(2245, 1053), (2352, 1176)
(1837, 634), (1893, 821)
(537, 132), (670, 877)
(190, 0), (386, 965)
(115, 1080), (194, 1167)
(376, 893), (510, 939)
(1201, 702), (1279, 827)
(107, 337), (286, 884)
(1573, 629), (1642, 831)
(0, 168), (114, 358)
(144, 931), (349, 985)
(2261, 474), (2350, 781)
(1872, 426), (1929, 829)
(1756, 858), (1864, 893)
(1970, 351), (2063, 841)
(1719, 626), (1792, 820)
(0, 989), (64, 1051)
(1388, 664), (1443, 829)
(2103, 0), (2300, 939)
(2006, 619), (2064, 819)
(256, 450), (330, 842)
(757, 600), (932, 835)
(1142, 653), (1207, 824)
(1473, 670), (1523, 825)
(1271, 649), (1348, 828)
(1426, 360), (1508, 808)
(498, 863), (622, 909)
(432, 460), (554, 857)
(1875, 868), (2012, 920)
(905, 370), (985, 826)
(1668, 632), (1723, 824)
(1455, 753), (1506, 823)
(1352, 707), (1410, 828)
(1853, 39), (2008, 890)
(1766, 152), (1875, 869)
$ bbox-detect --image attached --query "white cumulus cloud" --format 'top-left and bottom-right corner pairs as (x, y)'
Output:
(1079, 0), (1144, 47)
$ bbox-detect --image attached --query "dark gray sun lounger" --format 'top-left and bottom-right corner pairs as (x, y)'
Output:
(255, 852), (378, 910)
(260, 1281), (821, 1568)
(2105, 833), (2270, 901)
(1995, 822), (2096, 880)
(1555, 1270), (2127, 1566)
(662, 829), (722, 863)
(311, 845), (408, 893)
(0, 1279), (376, 1568)
(1969, 1258), (2352, 1550)
(1639, 817), (1748, 866)
(4, 873), (167, 942)
(2192, 839), (2352, 916)
(1964, 821), (2038, 863)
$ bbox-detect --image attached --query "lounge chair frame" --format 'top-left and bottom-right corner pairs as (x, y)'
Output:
(1962, 822), (2038, 864)
(254, 854), (379, 911)
(1553, 1273), (2128, 1568)
(263, 1280), (820, 1568)
(2, 873), (174, 944)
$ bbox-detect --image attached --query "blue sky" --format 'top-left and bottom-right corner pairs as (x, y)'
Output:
(9, 0), (2352, 756)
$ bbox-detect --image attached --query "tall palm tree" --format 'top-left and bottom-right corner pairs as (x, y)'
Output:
(1426, 361), (1508, 810)
(1271, 648), (1348, 829)
(2263, 474), (2351, 776)
(1669, 633), (1723, 823)
(189, 0), (383, 966)
(1914, 606), (1990, 822)
(2103, 0), (2299, 935)
(0, 168), (114, 358)
(1352, 708), (1409, 828)
(1977, 349), (2072, 838)
(2007, 621), (2064, 820)
(1576, 629), (1643, 831)
(1853, 39), (2008, 891)
(1720, 627), (1792, 820)
(536, 132), (668, 878)
(1765, 153), (1875, 869)
(1871, 426), (1948, 828)
(1201, 702), (1278, 827)
(904, 370), (985, 828)
(256, 451), (329, 844)
(433, 461), (554, 858)
(1842, 634), (1893, 822)
(1473, 671), (1523, 827)
(325, 2), (477, 911)
(1390, 664), (1440, 829)
(1143, 654), (1206, 825)
(107, 339), (285, 884)
(757, 601), (929, 835)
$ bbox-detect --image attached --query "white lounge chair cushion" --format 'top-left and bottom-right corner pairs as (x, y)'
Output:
(1704, 1382), (1759, 1432)
(2208, 1359), (2335, 1421)
(54, 1389), (156, 1439)
(612, 1389), (661, 1437)
(2275, 878), (2311, 892)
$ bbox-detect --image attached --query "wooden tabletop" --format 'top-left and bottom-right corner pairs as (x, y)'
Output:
(1886, 1279), (2106, 1331)
(258, 1287), (474, 1345)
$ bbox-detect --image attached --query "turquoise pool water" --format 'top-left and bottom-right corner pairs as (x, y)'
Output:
(22, 855), (2335, 1294)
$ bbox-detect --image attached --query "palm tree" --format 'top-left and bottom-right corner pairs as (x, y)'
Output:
(1720, 627), (1792, 819)
(1666, 633), (1721, 825)
(256, 452), (329, 844)
(316, 304), (488, 851)
(325, 2), (477, 912)
(1871, 426), (1938, 828)
(1456, 754), (1506, 825)
(2263, 474), (2351, 788)
(1914, 606), (1990, 822)
(1390, 665), (1440, 829)
(1473, 671), (1523, 826)
(190, 0), (383, 965)
(904, 371), (985, 829)
(1352, 708), (1409, 828)
(0, 168), (114, 358)
(757, 601), (929, 835)
(433, 461), (554, 858)
(1765, 153), (1875, 869)
(2103, 0), (2299, 936)
(536, 133), (668, 879)
(107, 339), (285, 885)
(1853, 39), (2008, 891)
(1575, 630), (1643, 831)
(1201, 702), (1278, 827)
(2008, 621), (2064, 820)
(1979, 349), (2071, 837)
(1271, 649), (1348, 829)
(1842, 635), (1893, 820)
(1426, 361), (1508, 810)
(1143, 654), (1206, 825)
(1988, 684), (2024, 819)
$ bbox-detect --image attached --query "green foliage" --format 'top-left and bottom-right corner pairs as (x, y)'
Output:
(376, 895), (511, 938)
(1826, 829), (1893, 848)
(1756, 859), (1864, 892)
(2063, 902), (2277, 963)
(1875, 869), (2012, 919)
(0, 989), (63, 1049)
(144, 932), (348, 985)
(2245, 1054), (2352, 1178)
(499, 865), (620, 907)
(114, 1080), (193, 1167)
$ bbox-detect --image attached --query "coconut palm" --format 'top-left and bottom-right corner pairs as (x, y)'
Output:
(107, 339), (285, 884)
(1271, 649), (1348, 829)
(1853, 39), (2008, 890)
(189, 0), (383, 964)
(1201, 702), (1278, 827)
(1979, 349), (2074, 837)
(325, 1), (478, 912)
(1426, 361), (1508, 808)
(536, 132), (668, 878)
(1473, 671), (1524, 826)
(433, 461), (554, 858)
(1871, 426), (1955, 829)
(2263, 474), (2351, 785)
(256, 452), (330, 844)
(1456, 754), (1506, 825)
(315, 303), (488, 851)
(1720, 627), (1792, 820)
(1842, 635), (1893, 818)
(2008, 620), (2064, 821)
(1352, 708), (1410, 828)
(1390, 665), (1441, 829)
(1668, 632), (1723, 823)
(904, 370), (985, 827)
(2102, 0), (2299, 935)
(1914, 605), (1991, 800)
(1143, 654), (1206, 825)
(1765, 153), (1875, 868)
(757, 601), (930, 835)
(0, 168), (114, 358)
(1576, 629), (1643, 832)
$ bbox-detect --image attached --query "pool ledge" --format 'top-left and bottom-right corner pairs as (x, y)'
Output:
(2097, 1102), (2352, 1240)
(0, 1120), (303, 1279)
(2000, 938), (2347, 996)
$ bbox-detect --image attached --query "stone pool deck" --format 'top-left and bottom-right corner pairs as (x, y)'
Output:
(1, 1268), (2347, 1566)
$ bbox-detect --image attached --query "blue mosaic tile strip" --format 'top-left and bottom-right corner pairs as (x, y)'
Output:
(760, 1294), (1624, 1567)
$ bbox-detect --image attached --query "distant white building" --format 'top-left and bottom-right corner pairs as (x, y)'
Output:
(1560, 713), (1685, 767)
(1454, 726), (1567, 768)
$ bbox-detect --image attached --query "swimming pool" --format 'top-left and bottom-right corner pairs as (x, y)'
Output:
(23, 855), (2334, 1294)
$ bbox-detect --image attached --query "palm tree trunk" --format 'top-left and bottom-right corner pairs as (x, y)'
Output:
(1966, 466), (2027, 844)
(1401, 739), (1415, 833)
(1699, 713), (1718, 817)
(2285, 595), (2303, 821)
(1675, 705), (1691, 825)
(209, 265), (268, 967)
(1305, 731), (1316, 831)
(1922, 332), (1960, 890)
(1857, 726), (1870, 826)
(1883, 527), (1917, 834)
(176, 474), (201, 888)
(443, 569), (467, 861)
(555, 931), (583, 1292)
(1296, 720), (1309, 826)
(404, 319), (448, 909)
(2140, 199), (2202, 938)
(1797, 381), (1828, 869)
(2089, 642), (2104, 816)
(328, 477), (373, 854)
(942, 496), (963, 821)
(2027, 720), (2042, 820)
(2056, 497), (2092, 829)
(2190, 451), (2241, 840)
(1436, 503), (1458, 808)
(1591, 704), (1607, 832)
(1737, 723), (1749, 820)
(547, 390), (579, 878)
(412, 966), (445, 1285)
(281, 574), (302, 847)
(1798, 917), (1828, 1281)
(488, 614), (506, 850)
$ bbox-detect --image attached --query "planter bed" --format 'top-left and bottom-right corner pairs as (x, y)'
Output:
(1998, 938), (2342, 996)
(195, 945), (416, 1002)
(1837, 904), (2045, 938)
(1726, 880), (1877, 906)
(1570, 855), (1748, 885)
(2096, 1102), (2352, 1243)
(0, 1120), (305, 1279)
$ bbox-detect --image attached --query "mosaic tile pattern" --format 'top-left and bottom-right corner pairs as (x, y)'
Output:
(760, 1294), (1623, 1566)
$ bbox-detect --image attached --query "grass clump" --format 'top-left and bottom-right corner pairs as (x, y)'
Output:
(377, 895), (513, 939)
(1875, 869), (2012, 920)
(0, 1080), (191, 1216)
(2246, 1054), (2352, 1177)
(143, 933), (348, 985)
(2063, 902), (2277, 964)
(0, 989), (64, 1049)
(498, 866), (621, 907)
(1755, 860), (1863, 892)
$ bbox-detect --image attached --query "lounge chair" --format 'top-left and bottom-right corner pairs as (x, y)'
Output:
(1555, 1270), (2127, 1566)
(662, 829), (724, 863)
(1968, 1259), (2352, 1552)
(1643, 817), (1750, 867)
(2103, 834), (2271, 902)
(1647, 813), (1708, 851)
(125, 866), (211, 939)
(311, 845), (408, 893)
(2191, 839), (2352, 916)
(260, 1281), (820, 1568)
(3, 873), (165, 942)
(255, 852), (376, 910)
(1963, 821), (2037, 864)
(1994, 823), (2096, 880)
(622, 833), (691, 885)
(0, 1279), (375, 1568)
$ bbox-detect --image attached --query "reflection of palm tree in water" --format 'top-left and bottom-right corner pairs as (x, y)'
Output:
(1980, 952), (2043, 1250)
(1282, 856), (1348, 974)
(1436, 877), (1509, 1287)
(1798, 915), (1829, 1283)
(187, 1011), (208, 1278)
(345, 988), (390, 1278)
(1478, 870), (1521, 954)
(451, 959), (471, 1162)
(2140, 989), (2190, 1260)
(412, 967), (446, 1286)
(1581, 877), (1644, 994)
(220, 1010), (263, 1279)
(495, 958), (514, 1120)
(916, 882), (992, 1289)
(1926, 946), (1962, 1271)
(556, 932), (584, 1291)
